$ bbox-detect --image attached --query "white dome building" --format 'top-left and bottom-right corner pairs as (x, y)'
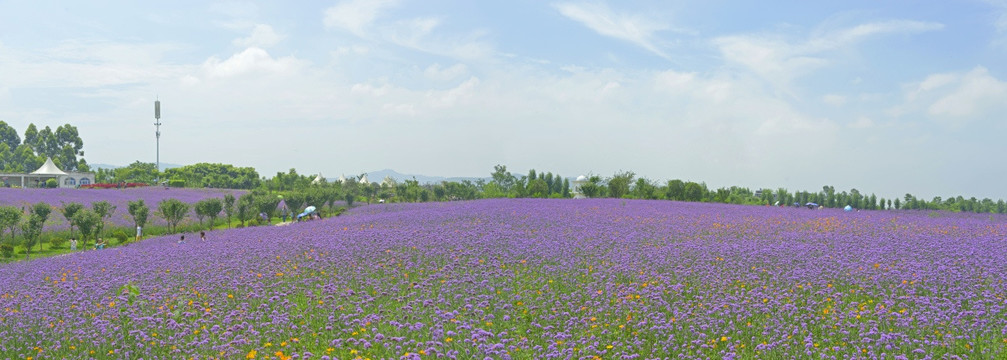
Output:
(572, 175), (588, 199)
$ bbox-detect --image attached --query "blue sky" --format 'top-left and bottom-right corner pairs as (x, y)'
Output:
(2, 1), (1006, 200)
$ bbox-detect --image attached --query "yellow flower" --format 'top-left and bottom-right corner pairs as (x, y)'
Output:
(445, 337), (453, 342)
(606, 345), (613, 349)
(246, 350), (257, 359)
(720, 336), (727, 342)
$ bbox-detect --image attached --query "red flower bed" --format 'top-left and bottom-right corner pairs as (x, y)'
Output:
(80, 183), (149, 189)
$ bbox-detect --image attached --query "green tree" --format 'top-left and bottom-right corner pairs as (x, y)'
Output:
(236, 194), (254, 226)
(194, 198), (223, 229)
(490, 164), (516, 194)
(606, 171), (635, 198)
(60, 202), (83, 237)
(579, 176), (605, 198)
(30, 203), (51, 250)
(71, 209), (101, 248)
(527, 179), (549, 198)
(21, 214), (44, 259)
(254, 195), (280, 224)
(157, 199), (190, 234)
(204, 198), (222, 229)
(632, 178), (658, 200)
(666, 180), (685, 201)
(0, 206), (22, 243)
(92, 201), (116, 237)
(0, 121), (20, 153)
(684, 182), (705, 202)
(127, 200), (149, 237)
(284, 192), (305, 215)
(223, 194), (236, 228)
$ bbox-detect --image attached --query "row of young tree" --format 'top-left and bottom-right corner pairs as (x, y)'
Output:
(0, 121), (88, 173)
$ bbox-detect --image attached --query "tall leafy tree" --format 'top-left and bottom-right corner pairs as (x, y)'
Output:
(157, 199), (189, 234)
(127, 200), (149, 236)
(71, 209), (101, 248)
(91, 201), (116, 237)
(223, 194), (236, 228)
(0, 206), (22, 243)
(0, 121), (20, 152)
(21, 214), (44, 259)
(607, 171), (635, 199)
(61, 202), (83, 237)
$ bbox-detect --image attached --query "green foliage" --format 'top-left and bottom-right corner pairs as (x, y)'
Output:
(32, 203), (51, 223)
(21, 214), (44, 258)
(71, 209), (101, 247)
(236, 194), (255, 226)
(92, 200), (116, 237)
(163, 163), (260, 189)
(284, 192), (305, 214)
(223, 194), (236, 228)
(0, 206), (22, 243)
(201, 198), (223, 229)
(0, 243), (12, 258)
(527, 179), (549, 198)
(45, 178), (57, 188)
(606, 171), (635, 198)
(254, 195), (280, 224)
(168, 178), (185, 188)
(128, 199), (149, 230)
(156, 199), (189, 234)
(60, 202), (83, 236)
(98, 161), (160, 184)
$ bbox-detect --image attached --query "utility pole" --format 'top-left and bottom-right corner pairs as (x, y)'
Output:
(154, 99), (162, 184)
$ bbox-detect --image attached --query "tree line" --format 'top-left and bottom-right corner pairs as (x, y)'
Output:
(88, 160), (1007, 215)
(0, 121), (88, 173)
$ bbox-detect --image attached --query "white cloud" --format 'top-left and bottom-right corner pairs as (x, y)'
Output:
(424, 63), (468, 81)
(714, 20), (943, 92)
(823, 94), (847, 106)
(849, 116), (875, 129)
(201, 47), (304, 78)
(324, 0), (399, 36)
(928, 67), (1007, 118)
(233, 24), (283, 48)
(553, 2), (674, 59)
(893, 66), (1007, 122)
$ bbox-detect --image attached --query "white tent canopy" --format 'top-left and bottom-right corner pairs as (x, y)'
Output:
(30, 157), (68, 176)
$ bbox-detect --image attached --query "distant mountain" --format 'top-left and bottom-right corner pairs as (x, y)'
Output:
(89, 162), (184, 170)
(328, 169), (488, 185)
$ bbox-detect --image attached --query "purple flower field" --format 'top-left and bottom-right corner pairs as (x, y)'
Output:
(0, 187), (245, 230)
(0, 199), (1005, 359)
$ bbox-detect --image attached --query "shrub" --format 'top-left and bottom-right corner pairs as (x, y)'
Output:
(112, 230), (129, 244)
(169, 178), (186, 188)
(0, 244), (12, 258)
(46, 178), (58, 188)
(49, 236), (67, 249)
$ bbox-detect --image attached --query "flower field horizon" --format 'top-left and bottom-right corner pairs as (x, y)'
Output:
(1, 198), (1005, 359)
(0, 187), (246, 230)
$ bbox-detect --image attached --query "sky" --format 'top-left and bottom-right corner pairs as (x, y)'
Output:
(1, 1), (1006, 200)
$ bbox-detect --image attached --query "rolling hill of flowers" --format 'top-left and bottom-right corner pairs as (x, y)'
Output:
(0, 187), (245, 229)
(0, 199), (1005, 359)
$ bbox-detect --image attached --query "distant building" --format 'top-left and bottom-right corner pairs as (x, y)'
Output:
(572, 175), (588, 199)
(0, 157), (95, 188)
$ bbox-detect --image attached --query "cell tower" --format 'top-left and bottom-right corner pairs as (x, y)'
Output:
(154, 99), (162, 183)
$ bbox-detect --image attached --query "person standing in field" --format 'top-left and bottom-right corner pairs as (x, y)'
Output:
(200, 231), (206, 241)
(70, 237), (77, 251)
(178, 235), (185, 244)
